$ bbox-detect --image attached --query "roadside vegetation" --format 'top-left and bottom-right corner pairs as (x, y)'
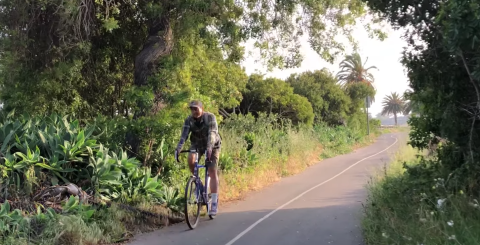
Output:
(0, 112), (381, 245)
(362, 137), (480, 244)
(360, 0), (480, 243)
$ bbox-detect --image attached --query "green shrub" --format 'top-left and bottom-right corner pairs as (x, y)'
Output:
(369, 118), (381, 131)
(0, 113), (172, 205)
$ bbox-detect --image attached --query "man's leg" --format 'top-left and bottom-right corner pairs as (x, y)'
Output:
(208, 148), (220, 215)
(187, 152), (196, 175)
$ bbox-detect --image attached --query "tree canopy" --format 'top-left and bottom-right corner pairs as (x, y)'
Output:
(286, 69), (351, 126)
(0, 0), (385, 118)
(336, 52), (377, 106)
(0, 0), (387, 172)
(239, 74), (315, 125)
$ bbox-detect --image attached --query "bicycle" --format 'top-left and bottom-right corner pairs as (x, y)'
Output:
(180, 149), (216, 230)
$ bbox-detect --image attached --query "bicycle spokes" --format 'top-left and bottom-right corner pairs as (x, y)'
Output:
(185, 178), (201, 229)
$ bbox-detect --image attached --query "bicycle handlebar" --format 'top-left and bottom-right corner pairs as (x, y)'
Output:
(179, 149), (210, 154)
(180, 149), (200, 153)
(177, 149), (213, 164)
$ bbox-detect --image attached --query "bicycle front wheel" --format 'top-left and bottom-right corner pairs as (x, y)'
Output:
(184, 176), (201, 229)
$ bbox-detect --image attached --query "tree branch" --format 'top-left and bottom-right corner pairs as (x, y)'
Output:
(459, 50), (480, 162)
(459, 50), (480, 108)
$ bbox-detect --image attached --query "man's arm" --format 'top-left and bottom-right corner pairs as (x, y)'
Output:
(176, 117), (191, 151)
(206, 113), (219, 150)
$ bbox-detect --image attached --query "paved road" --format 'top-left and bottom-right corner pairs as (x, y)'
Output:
(128, 133), (406, 245)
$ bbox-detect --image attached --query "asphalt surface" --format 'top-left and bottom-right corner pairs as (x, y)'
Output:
(128, 132), (406, 245)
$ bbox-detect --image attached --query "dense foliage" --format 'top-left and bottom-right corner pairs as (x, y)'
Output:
(0, 0), (387, 161)
(0, 0), (384, 116)
(237, 74), (315, 125)
(0, 113), (168, 206)
(359, 0), (480, 243)
(362, 0), (480, 193)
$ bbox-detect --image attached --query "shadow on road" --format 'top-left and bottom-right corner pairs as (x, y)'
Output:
(128, 192), (368, 245)
(128, 133), (408, 245)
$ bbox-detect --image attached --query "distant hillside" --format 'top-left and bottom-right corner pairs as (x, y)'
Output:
(378, 115), (410, 126)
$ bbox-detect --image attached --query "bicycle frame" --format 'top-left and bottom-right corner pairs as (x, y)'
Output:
(181, 149), (210, 207)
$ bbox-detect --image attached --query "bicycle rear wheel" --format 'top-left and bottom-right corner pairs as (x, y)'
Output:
(184, 176), (201, 229)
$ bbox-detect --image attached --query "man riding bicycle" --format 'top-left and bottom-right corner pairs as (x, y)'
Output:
(175, 100), (221, 216)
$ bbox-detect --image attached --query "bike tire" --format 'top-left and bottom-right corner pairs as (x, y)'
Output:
(184, 176), (201, 229)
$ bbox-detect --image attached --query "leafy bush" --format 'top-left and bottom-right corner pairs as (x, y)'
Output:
(0, 112), (185, 243)
(0, 112), (178, 207)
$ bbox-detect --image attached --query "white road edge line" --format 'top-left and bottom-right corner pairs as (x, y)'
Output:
(224, 135), (399, 245)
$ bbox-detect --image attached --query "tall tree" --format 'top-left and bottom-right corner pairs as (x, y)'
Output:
(336, 52), (377, 133)
(335, 53), (377, 133)
(381, 92), (405, 125)
(336, 53), (378, 105)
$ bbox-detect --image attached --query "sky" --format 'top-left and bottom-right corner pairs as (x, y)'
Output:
(239, 21), (411, 117)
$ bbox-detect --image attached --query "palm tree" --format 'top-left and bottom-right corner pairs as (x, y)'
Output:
(381, 92), (405, 125)
(336, 53), (378, 134)
(336, 53), (378, 106)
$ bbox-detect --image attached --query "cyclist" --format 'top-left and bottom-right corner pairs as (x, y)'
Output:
(175, 100), (222, 216)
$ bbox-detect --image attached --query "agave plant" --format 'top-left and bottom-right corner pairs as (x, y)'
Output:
(161, 186), (181, 212)
(0, 202), (27, 237)
(0, 112), (169, 209)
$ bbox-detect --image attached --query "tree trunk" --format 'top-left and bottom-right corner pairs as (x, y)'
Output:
(365, 97), (369, 135)
(134, 17), (174, 88)
(134, 16), (174, 117)
(126, 16), (174, 156)
(394, 113), (397, 125)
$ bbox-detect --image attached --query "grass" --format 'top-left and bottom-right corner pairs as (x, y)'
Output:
(217, 121), (379, 203)
(361, 139), (480, 245)
(167, 114), (382, 204)
(378, 125), (411, 135)
(0, 201), (178, 245)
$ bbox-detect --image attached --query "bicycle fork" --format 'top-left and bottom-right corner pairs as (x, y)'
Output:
(196, 178), (210, 206)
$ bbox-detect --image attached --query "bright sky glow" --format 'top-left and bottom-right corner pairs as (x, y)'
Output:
(240, 21), (411, 116)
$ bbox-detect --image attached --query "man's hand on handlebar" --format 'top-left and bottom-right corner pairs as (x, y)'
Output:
(175, 149), (210, 162)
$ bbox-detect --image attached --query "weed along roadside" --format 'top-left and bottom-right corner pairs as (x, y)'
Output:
(361, 135), (480, 244)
